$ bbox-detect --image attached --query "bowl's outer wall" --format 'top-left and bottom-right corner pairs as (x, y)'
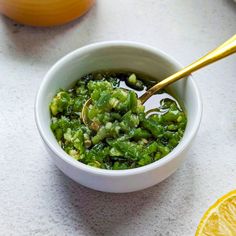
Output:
(36, 42), (202, 192)
(0, 0), (95, 26)
(45, 141), (191, 193)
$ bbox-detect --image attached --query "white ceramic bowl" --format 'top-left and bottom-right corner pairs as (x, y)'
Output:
(35, 41), (202, 193)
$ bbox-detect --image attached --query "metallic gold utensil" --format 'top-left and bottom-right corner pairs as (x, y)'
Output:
(82, 35), (236, 125)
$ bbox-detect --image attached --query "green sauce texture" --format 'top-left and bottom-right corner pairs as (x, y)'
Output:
(50, 72), (187, 170)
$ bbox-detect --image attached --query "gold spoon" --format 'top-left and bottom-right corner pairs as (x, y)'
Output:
(82, 34), (236, 125)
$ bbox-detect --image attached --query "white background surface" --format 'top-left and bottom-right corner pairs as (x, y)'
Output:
(0, 0), (235, 235)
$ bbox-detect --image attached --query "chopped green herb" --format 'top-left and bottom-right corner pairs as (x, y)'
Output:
(50, 72), (187, 170)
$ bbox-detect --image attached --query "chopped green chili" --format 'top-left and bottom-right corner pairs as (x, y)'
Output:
(50, 71), (187, 170)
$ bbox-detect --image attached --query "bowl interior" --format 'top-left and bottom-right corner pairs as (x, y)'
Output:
(36, 41), (201, 172)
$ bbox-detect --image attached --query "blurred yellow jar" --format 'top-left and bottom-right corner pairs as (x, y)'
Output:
(0, 0), (95, 27)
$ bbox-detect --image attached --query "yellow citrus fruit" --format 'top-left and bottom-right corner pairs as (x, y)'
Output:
(196, 190), (236, 236)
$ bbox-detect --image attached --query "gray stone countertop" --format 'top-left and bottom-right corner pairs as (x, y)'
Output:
(0, 0), (235, 235)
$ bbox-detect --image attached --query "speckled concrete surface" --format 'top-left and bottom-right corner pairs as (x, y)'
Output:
(0, 0), (235, 235)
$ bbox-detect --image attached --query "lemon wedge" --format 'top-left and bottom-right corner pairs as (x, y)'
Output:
(196, 190), (236, 236)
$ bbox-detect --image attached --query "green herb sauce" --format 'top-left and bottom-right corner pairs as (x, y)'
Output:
(50, 71), (187, 170)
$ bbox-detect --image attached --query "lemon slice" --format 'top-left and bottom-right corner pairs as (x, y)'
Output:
(196, 190), (236, 236)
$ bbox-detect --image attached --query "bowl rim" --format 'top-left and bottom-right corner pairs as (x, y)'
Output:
(35, 40), (202, 177)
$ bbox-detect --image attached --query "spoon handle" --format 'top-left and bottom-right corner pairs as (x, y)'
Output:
(140, 34), (236, 104)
